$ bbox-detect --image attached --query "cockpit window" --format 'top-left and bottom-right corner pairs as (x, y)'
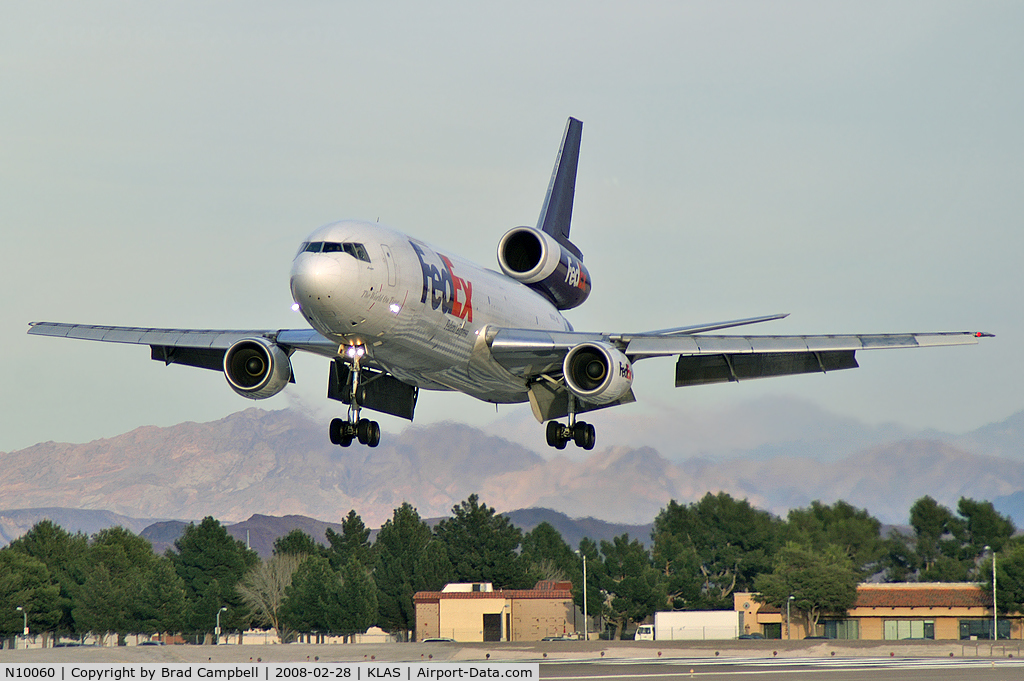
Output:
(300, 241), (371, 262)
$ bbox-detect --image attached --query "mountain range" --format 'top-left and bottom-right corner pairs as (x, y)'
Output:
(0, 402), (1021, 549)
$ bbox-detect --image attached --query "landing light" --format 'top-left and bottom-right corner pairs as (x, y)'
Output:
(291, 303), (301, 312)
(345, 345), (366, 359)
(389, 303), (402, 314)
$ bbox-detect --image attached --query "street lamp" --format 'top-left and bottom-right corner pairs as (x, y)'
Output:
(215, 607), (228, 644)
(984, 546), (997, 640)
(16, 606), (27, 637)
(786, 596), (794, 640)
(575, 550), (588, 642)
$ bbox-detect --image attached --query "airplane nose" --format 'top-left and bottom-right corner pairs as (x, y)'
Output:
(290, 254), (344, 307)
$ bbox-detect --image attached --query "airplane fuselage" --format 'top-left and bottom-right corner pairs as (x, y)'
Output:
(289, 219), (571, 404)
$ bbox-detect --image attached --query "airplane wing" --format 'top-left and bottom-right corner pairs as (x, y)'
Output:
(27, 322), (340, 370)
(483, 322), (992, 421)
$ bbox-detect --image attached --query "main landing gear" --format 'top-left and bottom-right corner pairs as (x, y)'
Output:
(545, 394), (596, 450)
(546, 420), (596, 450)
(329, 346), (381, 448)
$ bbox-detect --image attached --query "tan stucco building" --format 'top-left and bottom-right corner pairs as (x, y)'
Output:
(735, 583), (1022, 641)
(414, 581), (577, 642)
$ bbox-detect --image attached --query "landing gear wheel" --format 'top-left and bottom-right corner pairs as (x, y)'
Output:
(339, 434), (353, 447)
(357, 419), (372, 445)
(582, 423), (596, 450)
(573, 422), (596, 450)
(546, 421), (563, 448)
(366, 421), (381, 447)
(329, 418), (345, 446)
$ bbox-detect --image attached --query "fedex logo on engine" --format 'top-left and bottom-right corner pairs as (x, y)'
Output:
(619, 360), (632, 381)
(565, 257), (588, 290)
(411, 241), (474, 322)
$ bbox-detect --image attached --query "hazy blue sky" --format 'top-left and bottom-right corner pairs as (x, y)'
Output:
(3, 2), (1020, 454)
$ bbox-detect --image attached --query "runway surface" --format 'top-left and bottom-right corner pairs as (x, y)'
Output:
(540, 656), (1024, 680)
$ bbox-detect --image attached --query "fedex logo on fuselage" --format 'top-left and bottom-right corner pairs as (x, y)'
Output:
(411, 241), (474, 322)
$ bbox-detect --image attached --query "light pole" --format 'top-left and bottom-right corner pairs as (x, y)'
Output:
(215, 607), (227, 645)
(16, 606), (27, 637)
(985, 546), (997, 640)
(576, 550), (588, 641)
(786, 596), (794, 640)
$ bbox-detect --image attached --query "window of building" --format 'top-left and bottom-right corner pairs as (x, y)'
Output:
(762, 623), (782, 639)
(823, 620), (860, 640)
(959, 619), (1011, 640)
(883, 620), (934, 640)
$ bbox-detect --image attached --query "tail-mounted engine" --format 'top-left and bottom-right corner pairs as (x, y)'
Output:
(223, 337), (292, 399)
(563, 341), (633, 405)
(497, 226), (591, 310)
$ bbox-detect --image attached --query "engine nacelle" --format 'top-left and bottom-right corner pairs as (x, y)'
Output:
(563, 342), (633, 405)
(223, 337), (292, 400)
(497, 226), (591, 310)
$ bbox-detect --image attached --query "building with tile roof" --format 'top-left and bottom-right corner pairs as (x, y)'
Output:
(734, 583), (1020, 641)
(414, 581), (581, 642)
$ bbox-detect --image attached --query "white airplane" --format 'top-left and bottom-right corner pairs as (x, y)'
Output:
(29, 118), (991, 450)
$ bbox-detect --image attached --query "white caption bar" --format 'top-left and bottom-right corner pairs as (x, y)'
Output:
(0, 664), (539, 681)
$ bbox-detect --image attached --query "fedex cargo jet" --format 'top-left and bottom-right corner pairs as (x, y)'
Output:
(29, 118), (991, 450)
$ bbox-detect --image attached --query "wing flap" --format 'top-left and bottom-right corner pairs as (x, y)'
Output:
(676, 350), (859, 387)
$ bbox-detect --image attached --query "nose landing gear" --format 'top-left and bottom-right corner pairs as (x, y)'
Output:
(329, 345), (381, 448)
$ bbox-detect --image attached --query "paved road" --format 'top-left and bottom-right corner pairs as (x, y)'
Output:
(540, 656), (1024, 680)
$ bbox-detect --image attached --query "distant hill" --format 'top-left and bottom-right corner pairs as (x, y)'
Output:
(137, 509), (651, 559)
(1, 406), (1022, 531)
(0, 507), (161, 545)
(501, 507), (654, 549)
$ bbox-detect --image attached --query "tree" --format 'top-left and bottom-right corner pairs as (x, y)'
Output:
(326, 510), (373, 570)
(137, 557), (190, 636)
(238, 553), (305, 643)
(957, 497), (1016, 555)
(978, 539), (1024, 617)
(74, 527), (164, 645)
(653, 493), (782, 609)
(337, 557), (378, 638)
(0, 550), (62, 638)
(434, 494), (531, 589)
(784, 501), (884, 576)
(904, 496), (1015, 582)
(375, 502), (452, 640)
(521, 522), (576, 582)
(170, 516), (259, 639)
(279, 554), (376, 639)
(280, 555), (343, 635)
(273, 530), (322, 558)
(909, 496), (960, 572)
(7, 520), (88, 637)
(754, 543), (860, 636)
(598, 534), (663, 640)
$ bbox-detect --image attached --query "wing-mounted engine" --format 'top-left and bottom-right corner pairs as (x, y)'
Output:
(223, 337), (292, 399)
(497, 226), (591, 310)
(563, 341), (633, 404)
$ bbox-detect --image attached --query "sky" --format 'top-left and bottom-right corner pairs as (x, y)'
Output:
(2, 2), (1021, 456)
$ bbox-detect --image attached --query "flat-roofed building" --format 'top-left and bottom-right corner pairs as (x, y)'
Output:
(414, 581), (577, 642)
(734, 583), (1020, 641)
